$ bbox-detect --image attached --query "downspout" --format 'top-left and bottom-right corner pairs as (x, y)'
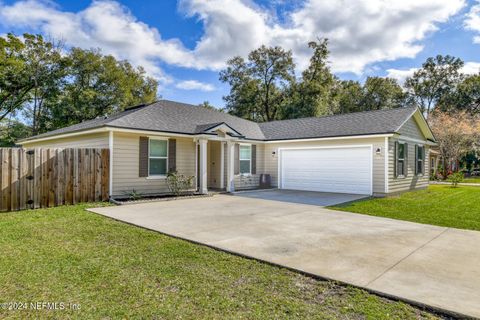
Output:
(109, 130), (114, 198)
(384, 136), (389, 194)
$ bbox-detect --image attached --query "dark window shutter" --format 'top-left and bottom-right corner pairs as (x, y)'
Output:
(168, 139), (176, 173)
(139, 137), (149, 177)
(421, 146), (425, 175)
(404, 143), (408, 177)
(415, 145), (418, 175)
(251, 145), (257, 174)
(394, 141), (398, 178)
(234, 143), (240, 175)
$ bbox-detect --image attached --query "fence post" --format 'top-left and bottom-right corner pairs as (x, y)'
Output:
(1, 149), (11, 212)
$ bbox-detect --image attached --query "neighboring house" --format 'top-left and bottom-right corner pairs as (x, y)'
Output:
(19, 100), (436, 198)
(429, 148), (440, 176)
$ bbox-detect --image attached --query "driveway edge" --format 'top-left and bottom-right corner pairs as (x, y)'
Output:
(87, 207), (473, 319)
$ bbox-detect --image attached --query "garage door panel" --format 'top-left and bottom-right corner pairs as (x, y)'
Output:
(280, 147), (372, 195)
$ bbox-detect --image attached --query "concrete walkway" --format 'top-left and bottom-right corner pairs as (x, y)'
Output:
(89, 194), (480, 318)
(431, 181), (480, 187)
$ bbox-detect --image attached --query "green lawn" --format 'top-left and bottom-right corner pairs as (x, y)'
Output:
(0, 204), (438, 319)
(331, 185), (480, 231)
(464, 177), (480, 184)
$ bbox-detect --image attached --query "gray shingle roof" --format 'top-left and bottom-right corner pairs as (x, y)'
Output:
(24, 100), (266, 141)
(194, 122), (225, 133)
(258, 107), (418, 140)
(22, 100), (419, 142)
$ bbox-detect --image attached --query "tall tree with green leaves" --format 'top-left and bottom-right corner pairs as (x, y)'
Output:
(220, 45), (295, 122)
(283, 39), (339, 119)
(0, 118), (31, 147)
(21, 34), (68, 134)
(438, 74), (480, 115)
(336, 78), (405, 114)
(405, 55), (464, 117)
(361, 77), (406, 111)
(198, 101), (222, 111)
(0, 33), (159, 136)
(337, 80), (364, 114)
(0, 34), (32, 121)
(49, 48), (158, 130)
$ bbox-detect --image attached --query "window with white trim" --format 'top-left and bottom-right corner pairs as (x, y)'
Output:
(397, 142), (406, 176)
(416, 145), (425, 175)
(239, 145), (252, 174)
(149, 139), (168, 176)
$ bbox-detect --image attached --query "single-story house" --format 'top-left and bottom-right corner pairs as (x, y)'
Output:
(19, 100), (436, 198)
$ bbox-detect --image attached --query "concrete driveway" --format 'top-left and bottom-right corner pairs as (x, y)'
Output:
(233, 189), (368, 206)
(90, 192), (480, 318)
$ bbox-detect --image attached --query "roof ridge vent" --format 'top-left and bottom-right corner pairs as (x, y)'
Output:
(124, 103), (146, 111)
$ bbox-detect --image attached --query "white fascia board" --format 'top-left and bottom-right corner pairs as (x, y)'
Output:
(108, 127), (197, 138)
(19, 127), (395, 146)
(395, 108), (435, 141)
(412, 112), (436, 141)
(263, 133), (393, 144)
(393, 134), (437, 146)
(18, 127), (110, 145)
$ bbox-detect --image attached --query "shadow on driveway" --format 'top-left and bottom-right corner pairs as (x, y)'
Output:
(232, 189), (369, 207)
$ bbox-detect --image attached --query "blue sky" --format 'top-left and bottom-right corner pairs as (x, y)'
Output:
(1, 0), (479, 108)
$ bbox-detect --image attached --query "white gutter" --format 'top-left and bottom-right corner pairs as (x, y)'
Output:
(108, 127), (206, 138)
(19, 126), (396, 147)
(18, 126), (211, 145)
(393, 134), (437, 146)
(18, 127), (109, 145)
(384, 136), (389, 194)
(263, 133), (394, 144)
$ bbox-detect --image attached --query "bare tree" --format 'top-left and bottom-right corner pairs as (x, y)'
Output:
(428, 110), (479, 175)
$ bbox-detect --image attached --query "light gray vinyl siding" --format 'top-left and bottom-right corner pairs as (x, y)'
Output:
(261, 137), (386, 195)
(233, 143), (264, 190)
(112, 132), (195, 197)
(388, 117), (430, 193)
(398, 116), (424, 140)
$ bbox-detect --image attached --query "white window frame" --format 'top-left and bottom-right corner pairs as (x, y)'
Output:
(239, 143), (252, 175)
(416, 144), (425, 176)
(397, 142), (406, 178)
(148, 137), (169, 178)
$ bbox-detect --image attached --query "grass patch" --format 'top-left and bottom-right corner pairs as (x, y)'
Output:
(0, 203), (438, 319)
(464, 177), (480, 184)
(331, 185), (480, 231)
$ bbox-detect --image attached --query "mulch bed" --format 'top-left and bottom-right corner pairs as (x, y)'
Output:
(111, 193), (214, 205)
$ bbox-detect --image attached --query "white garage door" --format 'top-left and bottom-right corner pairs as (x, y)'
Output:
(280, 146), (372, 195)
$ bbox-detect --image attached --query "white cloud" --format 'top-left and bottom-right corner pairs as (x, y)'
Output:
(465, 0), (480, 43)
(386, 68), (419, 85)
(0, 0), (466, 78)
(176, 80), (215, 91)
(180, 0), (465, 73)
(0, 0), (194, 83)
(462, 61), (480, 74)
(387, 61), (480, 84)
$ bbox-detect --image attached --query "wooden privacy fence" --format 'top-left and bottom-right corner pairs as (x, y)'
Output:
(0, 148), (109, 212)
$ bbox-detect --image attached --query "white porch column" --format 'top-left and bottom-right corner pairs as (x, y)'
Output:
(220, 142), (225, 189)
(199, 139), (208, 194)
(226, 141), (235, 192)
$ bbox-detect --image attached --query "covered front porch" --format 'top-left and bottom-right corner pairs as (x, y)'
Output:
(194, 128), (262, 194)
